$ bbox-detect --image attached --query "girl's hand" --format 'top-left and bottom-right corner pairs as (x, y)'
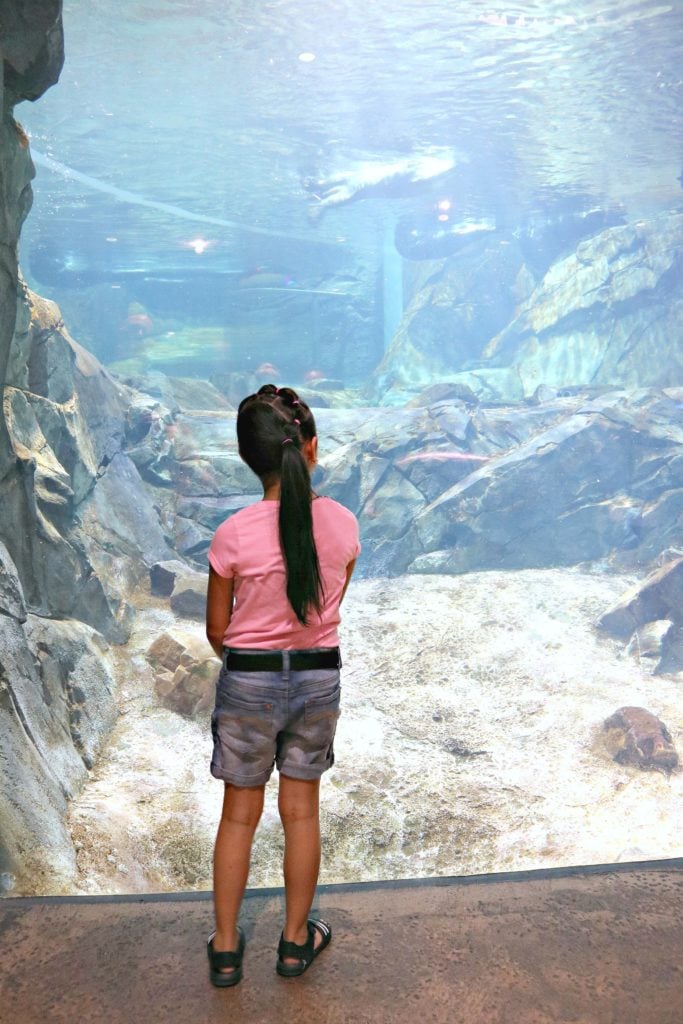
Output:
(206, 567), (234, 658)
(339, 559), (357, 605)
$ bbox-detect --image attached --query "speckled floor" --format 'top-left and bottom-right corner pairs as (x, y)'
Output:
(1, 862), (682, 1024)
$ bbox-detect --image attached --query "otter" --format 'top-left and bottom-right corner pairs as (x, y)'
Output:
(303, 148), (461, 221)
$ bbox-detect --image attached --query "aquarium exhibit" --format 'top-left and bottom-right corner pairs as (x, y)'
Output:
(1, 0), (683, 896)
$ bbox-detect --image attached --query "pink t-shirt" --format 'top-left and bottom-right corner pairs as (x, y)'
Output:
(208, 496), (360, 649)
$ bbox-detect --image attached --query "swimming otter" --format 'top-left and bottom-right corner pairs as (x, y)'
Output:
(303, 148), (461, 221)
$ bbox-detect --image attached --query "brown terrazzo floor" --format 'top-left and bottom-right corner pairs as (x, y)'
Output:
(1, 861), (682, 1024)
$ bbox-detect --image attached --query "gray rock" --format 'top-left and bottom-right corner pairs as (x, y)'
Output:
(625, 620), (674, 663)
(0, 291), (152, 642)
(175, 494), (251, 533)
(170, 572), (209, 621)
(400, 400), (646, 574)
(0, 540), (26, 621)
(0, 610), (115, 887)
(657, 625), (683, 675)
(598, 558), (683, 639)
(487, 214), (683, 394)
(78, 451), (172, 568)
(168, 376), (233, 411)
(1, 1), (64, 103)
(124, 396), (175, 486)
(122, 373), (232, 413)
(150, 559), (193, 597)
(174, 515), (212, 561)
(24, 615), (117, 772)
(367, 238), (524, 403)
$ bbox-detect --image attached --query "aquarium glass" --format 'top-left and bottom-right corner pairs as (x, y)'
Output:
(9, 0), (683, 895)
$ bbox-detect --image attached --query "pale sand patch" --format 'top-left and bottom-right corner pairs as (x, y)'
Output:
(66, 569), (683, 895)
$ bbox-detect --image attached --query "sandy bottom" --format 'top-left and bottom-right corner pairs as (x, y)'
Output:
(67, 568), (683, 895)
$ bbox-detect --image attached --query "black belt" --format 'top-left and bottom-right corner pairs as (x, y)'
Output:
(223, 647), (341, 672)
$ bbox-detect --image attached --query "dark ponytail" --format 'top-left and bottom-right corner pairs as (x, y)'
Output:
(236, 384), (324, 625)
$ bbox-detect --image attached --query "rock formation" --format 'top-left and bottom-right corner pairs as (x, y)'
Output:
(0, 6), (175, 890)
(146, 629), (216, 719)
(369, 212), (683, 406)
(598, 558), (683, 674)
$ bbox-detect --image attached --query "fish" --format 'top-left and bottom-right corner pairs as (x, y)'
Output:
(120, 311), (154, 337)
(238, 269), (296, 289)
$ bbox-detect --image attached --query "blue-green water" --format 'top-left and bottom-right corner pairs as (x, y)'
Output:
(17, 0), (683, 385)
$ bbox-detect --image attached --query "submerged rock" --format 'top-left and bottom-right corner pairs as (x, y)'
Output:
(657, 626), (683, 675)
(146, 629), (216, 718)
(25, 615), (117, 772)
(368, 212), (683, 405)
(150, 559), (194, 597)
(602, 707), (678, 773)
(625, 620), (674, 667)
(598, 558), (683, 640)
(158, 660), (217, 718)
(486, 215), (683, 396)
(384, 391), (682, 575)
(169, 571), (209, 621)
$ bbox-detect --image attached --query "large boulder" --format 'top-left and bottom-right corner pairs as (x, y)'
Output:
(387, 391), (683, 575)
(597, 558), (683, 675)
(1, 292), (150, 640)
(146, 629), (217, 718)
(598, 558), (683, 639)
(367, 238), (525, 404)
(367, 213), (683, 405)
(169, 571), (209, 621)
(484, 214), (683, 395)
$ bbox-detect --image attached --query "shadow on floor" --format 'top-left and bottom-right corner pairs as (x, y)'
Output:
(1, 860), (682, 1024)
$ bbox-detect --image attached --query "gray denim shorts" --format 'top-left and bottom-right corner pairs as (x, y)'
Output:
(210, 653), (341, 787)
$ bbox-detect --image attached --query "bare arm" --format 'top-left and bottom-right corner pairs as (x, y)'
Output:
(206, 566), (234, 658)
(339, 559), (357, 606)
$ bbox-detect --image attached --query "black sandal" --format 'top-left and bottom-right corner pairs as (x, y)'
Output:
(207, 927), (245, 987)
(276, 919), (332, 977)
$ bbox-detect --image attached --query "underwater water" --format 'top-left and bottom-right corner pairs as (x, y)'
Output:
(5, 0), (683, 895)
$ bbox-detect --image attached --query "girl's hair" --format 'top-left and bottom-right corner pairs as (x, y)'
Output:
(236, 384), (324, 625)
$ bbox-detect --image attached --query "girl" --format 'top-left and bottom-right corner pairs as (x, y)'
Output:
(205, 384), (359, 987)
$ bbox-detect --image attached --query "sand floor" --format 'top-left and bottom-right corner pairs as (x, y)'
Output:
(64, 567), (683, 895)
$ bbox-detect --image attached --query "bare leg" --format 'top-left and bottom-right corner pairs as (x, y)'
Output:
(278, 774), (326, 960)
(212, 782), (265, 969)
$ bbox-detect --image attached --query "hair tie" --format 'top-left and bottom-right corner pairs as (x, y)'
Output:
(294, 418), (300, 426)
(281, 437), (293, 446)
(292, 400), (300, 407)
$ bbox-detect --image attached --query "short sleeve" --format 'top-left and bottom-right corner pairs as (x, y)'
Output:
(208, 517), (239, 578)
